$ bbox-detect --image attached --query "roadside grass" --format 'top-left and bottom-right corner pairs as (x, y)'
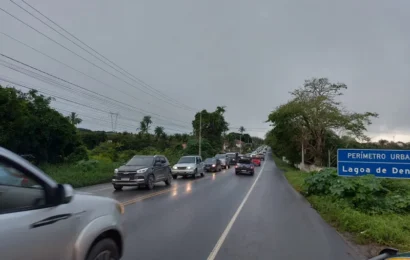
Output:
(40, 160), (121, 188)
(271, 154), (410, 251)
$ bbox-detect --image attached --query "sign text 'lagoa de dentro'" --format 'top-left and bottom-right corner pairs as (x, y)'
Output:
(337, 149), (410, 179)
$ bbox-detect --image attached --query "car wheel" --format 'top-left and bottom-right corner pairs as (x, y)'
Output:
(86, 238), (119, 260)
(251, 171), (254, 176)
(146, 174), (155, 190)
(172, 175), (178, 179)
(113, 184), (123, 191)
(165, 173), (172, 186)
(192, 169), (197, 179)
(200, 171), (204, 177)
(235, 171), (239, 175)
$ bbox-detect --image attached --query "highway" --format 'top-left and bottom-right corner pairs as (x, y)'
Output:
(80, 153), (361, 260)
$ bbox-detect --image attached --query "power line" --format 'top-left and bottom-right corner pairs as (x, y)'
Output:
(0, 32), (188, 114)
(0, 6), (195, 112)
(0, 76), (190, 134)
(0, 54), (192, 128)
(14, 0), (196, 111)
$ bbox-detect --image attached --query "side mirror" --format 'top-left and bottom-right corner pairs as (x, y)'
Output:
(57, 184), (73, 205)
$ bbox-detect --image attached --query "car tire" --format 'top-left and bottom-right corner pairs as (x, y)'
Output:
(172, 175), (178, 179)
(113, 184), (123, 191)
(86, 238), (120, 260)
(165, 173), (172, 186)
(200, 171), (204, 177)
(235, 171), (239, 175)
(251, 171), (254, 176)
(192, 169), (197, 179)
(146, 174), (155, 190)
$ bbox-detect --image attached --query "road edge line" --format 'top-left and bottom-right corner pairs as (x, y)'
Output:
(206, 162), (267, 260)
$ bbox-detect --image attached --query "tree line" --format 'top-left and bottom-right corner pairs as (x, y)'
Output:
(0, 85), (261, 165)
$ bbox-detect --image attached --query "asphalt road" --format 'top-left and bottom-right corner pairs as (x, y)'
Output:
(80, 153), (361, 260)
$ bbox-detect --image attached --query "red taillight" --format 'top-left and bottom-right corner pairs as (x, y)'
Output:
(235, 165), (238, 168)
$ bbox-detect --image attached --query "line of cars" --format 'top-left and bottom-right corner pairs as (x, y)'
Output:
(111, 145), (269, 190)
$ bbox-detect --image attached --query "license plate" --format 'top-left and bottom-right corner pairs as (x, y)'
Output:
(120, 178), (130, 181)
(241, 170), (247, 173)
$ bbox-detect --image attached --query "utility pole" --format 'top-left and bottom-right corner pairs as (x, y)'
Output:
(199, 111), (202, 157)
(240, 132), (242, 154)
(109, 112), (119, 132)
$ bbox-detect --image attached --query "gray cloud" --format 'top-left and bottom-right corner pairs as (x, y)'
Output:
(1, 0), (410, 139)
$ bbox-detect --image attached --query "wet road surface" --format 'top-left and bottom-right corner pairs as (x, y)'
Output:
(80, 153), (361, 260)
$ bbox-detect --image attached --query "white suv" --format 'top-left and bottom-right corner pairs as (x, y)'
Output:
(0, 147), (125, 260)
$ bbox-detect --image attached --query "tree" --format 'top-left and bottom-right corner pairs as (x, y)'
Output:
(266, 78), (378, 166)
(0, 86), (84, 163)
(139, 115), (152, 134)
(192, 107), (229, 151)
(66, 112), (82, 126)
(154, 126), (165, 140)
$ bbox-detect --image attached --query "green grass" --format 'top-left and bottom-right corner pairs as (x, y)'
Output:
(40, 160), (121, 188)
(271, 153), (410, 251)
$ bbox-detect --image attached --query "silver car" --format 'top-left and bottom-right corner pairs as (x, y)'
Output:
(0, 147), (125, 260)
(215, 154), (230, 169)
(171, 155), (204, 179)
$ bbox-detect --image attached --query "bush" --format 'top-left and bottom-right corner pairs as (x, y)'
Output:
(66, 145), (88, 162)
(303, 168), (410, 215)
(41, 159), (120, 188)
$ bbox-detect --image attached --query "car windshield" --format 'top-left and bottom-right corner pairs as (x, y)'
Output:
(205, 158), (216, 163)
(126, 156), (153, 166)
(178, 157), (196, 164)
(226, 153), (236, 158)
(238, 158), (251, 164)
(215, 154), (225, 158)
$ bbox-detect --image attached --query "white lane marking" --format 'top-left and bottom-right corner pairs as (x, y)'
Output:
(207, 162), (267, 260)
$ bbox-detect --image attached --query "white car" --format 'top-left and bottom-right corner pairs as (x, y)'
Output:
(171, 155), (204, 179)
(0, 146), (125, 260)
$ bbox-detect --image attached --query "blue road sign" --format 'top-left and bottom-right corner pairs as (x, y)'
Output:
(337, 149), (410, 179)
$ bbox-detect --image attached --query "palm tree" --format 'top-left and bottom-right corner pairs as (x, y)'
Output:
(139, 115), (152, 134)
(154, 126), (165, 139)
(238, 126), (245, 152)
(66, 112), (82, 126)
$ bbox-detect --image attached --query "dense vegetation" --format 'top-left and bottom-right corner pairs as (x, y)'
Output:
(0, 85), (260, 187)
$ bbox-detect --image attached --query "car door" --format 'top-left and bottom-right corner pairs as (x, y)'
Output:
(0, 160), (78, 260)
(153, 157), (164, 180)
(160, 157), (168, 179)
(196, 157), (203, 173)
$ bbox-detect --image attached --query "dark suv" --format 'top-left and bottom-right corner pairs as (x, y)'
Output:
(226, 152), (238, 165)
(112, 155), (172, 190)
(235, 157), (255, 176)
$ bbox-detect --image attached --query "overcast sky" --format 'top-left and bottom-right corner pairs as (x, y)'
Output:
(1, 0), (410, 141)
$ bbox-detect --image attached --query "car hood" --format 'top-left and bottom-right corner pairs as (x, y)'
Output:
(173, 163), (196, 168)
(117, 165), (148, 172)
(218, 158), (226, 163)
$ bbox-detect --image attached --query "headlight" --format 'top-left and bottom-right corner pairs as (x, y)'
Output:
(137, 168), (148, 174)
(187, 166), (191, 169)
(173, 166), (177, 169)
(114, 169), (118, 175)
(116, 202), (124, 215)
(212, 164), (215, 167)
